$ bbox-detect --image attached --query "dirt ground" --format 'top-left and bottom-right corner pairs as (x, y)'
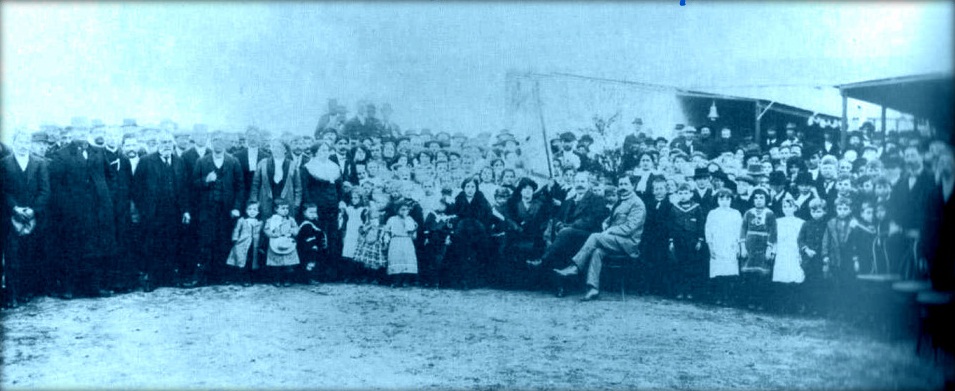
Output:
(1, 283), (950, 390)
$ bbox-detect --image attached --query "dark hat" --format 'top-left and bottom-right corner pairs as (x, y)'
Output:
(710, 170), (728, 183)
(31, 131), (50, 143)
(632, 117), (644, 125)
(404, 129), (419, 137)
(785, 122), (798, 130)
(736, 174), (756, 185)
(434, 131), (451, 141)
(579, 134), (594, 145)
(795, 172), (814, 186)
(693, 167), (711, 180)
(674, 124), (686, 131)
(451, 132), (467, 140)
(746, 163), (765, 177)
(425, 140), (445, 149)
(559, 131), (577, 142)
(420, 128), (433, 137)
(768, 171), (787, 186)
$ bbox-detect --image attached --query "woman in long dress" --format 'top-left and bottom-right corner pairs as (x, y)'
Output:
(301, 140), (343, 280)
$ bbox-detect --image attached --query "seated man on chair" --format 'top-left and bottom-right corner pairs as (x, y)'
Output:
(554, 174), (646, 301)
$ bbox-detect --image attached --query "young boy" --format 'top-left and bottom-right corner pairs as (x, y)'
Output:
(641, 177), (672, 296)
(668, 183), (706, 300)
(797, 198), (830, 314)
(297, 203), (327, 284)
(822, 197), (855, 281)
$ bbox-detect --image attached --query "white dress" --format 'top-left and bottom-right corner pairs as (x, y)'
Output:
(705, 207), (743, 278)
(341, 206), (365, 259)
(772, 216), (805, 283)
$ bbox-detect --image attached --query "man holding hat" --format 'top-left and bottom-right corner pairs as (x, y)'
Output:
(1, 131), (51, 307)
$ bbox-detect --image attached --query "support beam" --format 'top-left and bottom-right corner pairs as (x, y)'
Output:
(754, 102), (762, 148)
(841, 91), (848, 147)
(881, 105), (887, 143)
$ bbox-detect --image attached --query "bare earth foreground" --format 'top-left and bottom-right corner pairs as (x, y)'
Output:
(1, 283), (948, 390)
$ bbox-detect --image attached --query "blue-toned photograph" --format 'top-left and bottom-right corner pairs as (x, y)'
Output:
(1, 2), (952, 389)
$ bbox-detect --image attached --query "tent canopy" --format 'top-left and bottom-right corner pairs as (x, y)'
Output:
(836, 73), (953, 131)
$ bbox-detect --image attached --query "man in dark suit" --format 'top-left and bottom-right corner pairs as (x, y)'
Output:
(233, 126), (269, 207)
(555, 175), (646, 301)
(192, 131), (245, 286)
(891, 145), (937, 279)
(536, 171), (608, 296)
(102, 127), (137, 292)
(132, 131), (192, 291)
(49, 125), (117, 298)
(2, 132), (51, 308)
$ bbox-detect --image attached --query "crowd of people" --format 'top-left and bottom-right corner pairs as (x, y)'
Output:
(2, 100), (953, 325)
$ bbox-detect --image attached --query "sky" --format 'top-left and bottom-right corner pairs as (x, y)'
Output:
(2, 1), (952, 140)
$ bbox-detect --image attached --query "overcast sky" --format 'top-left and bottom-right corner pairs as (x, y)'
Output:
(2, 1), (951, 138)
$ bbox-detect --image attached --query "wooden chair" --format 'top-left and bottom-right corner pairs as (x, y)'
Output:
(602, 252), (641, 301)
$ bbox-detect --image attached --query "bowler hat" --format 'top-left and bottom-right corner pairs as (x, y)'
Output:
(632, 117), (644, 125)
(31, 131), (50, 144)
(746, 163), (765, 177)
(795, 172), (815, 186)
(559, 131), (577, 142)
(768, 171), (787, 186)
(692, 167), (711, 180)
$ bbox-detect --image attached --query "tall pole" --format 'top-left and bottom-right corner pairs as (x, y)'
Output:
(880, 105), (887, 143)
(841, 90), (848, 147)
(754, 101), (762, 148)
(533, 78), (553, 178)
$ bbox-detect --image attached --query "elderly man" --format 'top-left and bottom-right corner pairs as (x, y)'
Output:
(535, 171), (608, 296)
(234, 126), (270, 206)
(554, 175), (646, 301)
(1, 131), (51, 308)
(132, 131), (192, 291)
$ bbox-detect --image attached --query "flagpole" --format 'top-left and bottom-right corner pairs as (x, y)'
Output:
(533, 78), (554, 178)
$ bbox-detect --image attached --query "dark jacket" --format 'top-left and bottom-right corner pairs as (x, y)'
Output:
(193, 153), (245, 213)
(2, 153), (51, 217)
(49, 142), (117, 259)
(132, 152), (191, 222)
(556, 190), (608, 233)
(233, 147), (270, 205)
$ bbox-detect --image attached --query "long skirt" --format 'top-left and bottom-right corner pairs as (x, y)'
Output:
(387, 236), (418, 275)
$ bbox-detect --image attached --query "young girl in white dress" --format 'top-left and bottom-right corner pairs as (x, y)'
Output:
(705, 189), (742, 305)
(772, 196), (806, 312)
(385, 198), (419, 287)
(341, 189), (367, 260)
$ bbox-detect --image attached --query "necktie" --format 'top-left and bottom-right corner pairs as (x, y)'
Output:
(164, 157), (171, 166)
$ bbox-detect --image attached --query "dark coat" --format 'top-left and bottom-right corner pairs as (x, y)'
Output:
(132, 152), (191, 222)
(2, 154), (51, 217)
(49, 142), (117, 259)
(193, 153), (245, 213)
(103, 149), (134, 226)
(891, 170), (936, 231)
(233, 147), (270, 205)
(923, 184), (955, 291)
(556, 190), (608, 233)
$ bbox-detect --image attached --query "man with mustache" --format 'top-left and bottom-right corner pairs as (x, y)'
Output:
(890, 145), (936, 279)
(102, 126), (137, 292)
(534, 171), (608, 297)
(554, 174), (646, 301)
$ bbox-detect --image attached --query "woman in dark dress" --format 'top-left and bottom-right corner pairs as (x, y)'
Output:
(501, 177), (549, 289)
(444, 177), (501, 289)
(301, 140), (344, 281)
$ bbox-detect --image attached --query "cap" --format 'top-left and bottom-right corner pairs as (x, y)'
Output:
(632, 117), (644, 125)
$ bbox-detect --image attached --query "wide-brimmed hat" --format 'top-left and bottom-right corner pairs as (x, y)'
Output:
(746, 163), (765, 177)
(269, 237), (297, 255)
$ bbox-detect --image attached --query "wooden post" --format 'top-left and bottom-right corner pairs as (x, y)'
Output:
(754, 101), (762, 148)
(880, 105), (887, 143)
(841, 91), (848, 146)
